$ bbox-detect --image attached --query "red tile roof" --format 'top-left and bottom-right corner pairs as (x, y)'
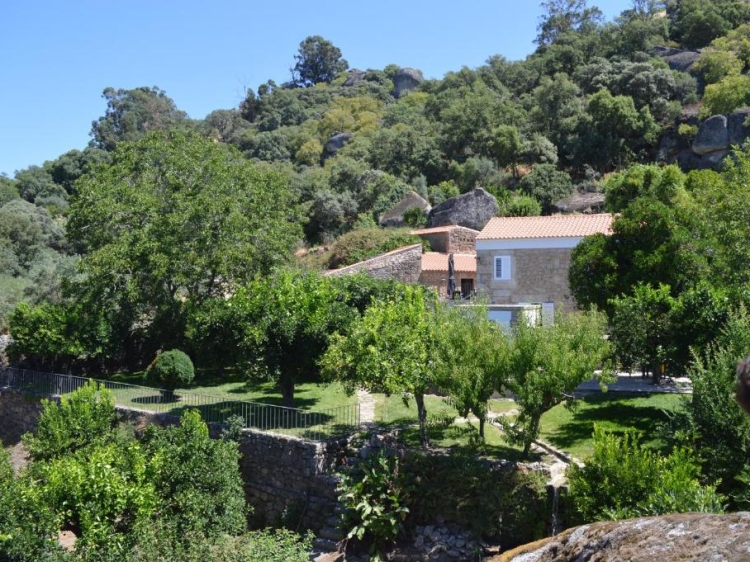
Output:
(421, 253), (476, 273)
(477, 214), (613, 240)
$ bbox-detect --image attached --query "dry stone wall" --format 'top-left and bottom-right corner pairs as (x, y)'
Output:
(0, 389), (44, 446)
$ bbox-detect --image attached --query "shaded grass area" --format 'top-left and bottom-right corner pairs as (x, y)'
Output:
(374, 393), (532, 461)
(538, 392), (686, 460)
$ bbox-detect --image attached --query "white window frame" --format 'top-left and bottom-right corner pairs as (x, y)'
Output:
(493, 255), (512, 280)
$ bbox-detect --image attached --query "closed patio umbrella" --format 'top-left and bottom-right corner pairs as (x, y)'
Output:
(447, 253), (456, 298)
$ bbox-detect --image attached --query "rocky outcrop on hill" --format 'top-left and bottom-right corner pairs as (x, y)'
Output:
(343, 69), (367, 87)
(323, 132), (354, 160)
(380, 191), (431, 227)
(427, 188), (499, 231)
(494, 512), (750, 562)
(393, 67), (424, 98)
(552, 192), (605, 214)
(653, 46), (701, 73)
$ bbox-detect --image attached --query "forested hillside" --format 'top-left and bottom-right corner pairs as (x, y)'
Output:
(5, 0), (750, 372)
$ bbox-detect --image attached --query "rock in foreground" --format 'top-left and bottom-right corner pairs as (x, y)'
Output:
(494, 512), (750, 562)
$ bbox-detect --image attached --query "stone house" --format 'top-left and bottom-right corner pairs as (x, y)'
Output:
(475, 214), (613, 312)
(419, 252), (477, 298)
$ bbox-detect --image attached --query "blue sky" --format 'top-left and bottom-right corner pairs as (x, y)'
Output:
(1, 0), (633, 177)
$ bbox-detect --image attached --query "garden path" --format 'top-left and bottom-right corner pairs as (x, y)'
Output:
(357, 388), (375, 424)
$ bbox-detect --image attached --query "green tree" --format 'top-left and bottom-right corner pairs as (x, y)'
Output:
(90, 86), (188, 151)
(536, 0), (604, 46)
(291, 35), (349, 86)
(498, 310), (611, 458)
(67, 130), (303, 367)
(433, 304), (510, 438)
(322, 285), (438, 447)
(518, 163), (574, 213)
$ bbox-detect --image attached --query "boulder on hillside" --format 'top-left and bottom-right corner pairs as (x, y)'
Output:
(693, 115), (729, 155)
(323, 132), (354, 160)
(552, 191), (605, 214)
(379, 191), (431, 227)
(653, 46), (701, 73)
(393, 68), (424, 98)
(494, 512), (750, 562)
(427, 188), (499, 231)
(342, 69), (367, 87)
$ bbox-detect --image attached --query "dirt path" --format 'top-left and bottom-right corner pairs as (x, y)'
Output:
(357, 388), (375, 424)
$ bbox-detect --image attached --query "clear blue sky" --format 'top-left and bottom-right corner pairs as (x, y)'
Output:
(0, 0), (633, 177)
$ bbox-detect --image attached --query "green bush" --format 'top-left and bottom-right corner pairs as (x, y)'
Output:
(146, 349), (195, 390)
(337, 450), (409, 556)
(328, 228), (423, 269)
(567, 425), (724, 523)
(24, 379), (115, 462)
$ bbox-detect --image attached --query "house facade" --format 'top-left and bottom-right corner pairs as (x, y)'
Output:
(475, 214), (613, 311)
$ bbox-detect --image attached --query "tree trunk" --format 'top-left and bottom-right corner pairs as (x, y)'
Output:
(478, 415), (485, 439)
(280, 378), (296, 409)
(415, 392), (429, 448)
(522, 416), (541, 459)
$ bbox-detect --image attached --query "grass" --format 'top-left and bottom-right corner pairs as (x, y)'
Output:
(538, 392), (687, 460)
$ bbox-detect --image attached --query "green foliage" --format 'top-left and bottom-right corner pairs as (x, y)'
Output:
(67, 130), (303, 368)
(322, 285), (438, 446)
(433, 304), (509, 438)
(668, 0), (750, 49)
(292, 35), (349, 86)
(402, 206), (427, 228)
(328, 228), (422, 269)
(500, 195), (542, 217)
(337, 450), (409, 555)
(146, 349), (195, 390)
(675, 306), (750, 505)
(402, 452), (548, 545)
(700, 73), (750, 116)
(567, 426), (724, 523)
(24, 380), (116, 461)
(141, 410), (248, 537)
(90, 86), (188, 151)
(518, 164), (573, 214)
(498, 310), (612, 458)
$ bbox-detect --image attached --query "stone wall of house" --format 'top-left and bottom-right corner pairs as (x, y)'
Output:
(476, 248), (575, 309)
(420, 228), (478, 254)
(419, 271), (475, 298)
(448, 227), (479, 254)
(325, 244), (422, 283)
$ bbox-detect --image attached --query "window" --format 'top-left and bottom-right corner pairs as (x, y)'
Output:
(494, 256), (511, 280)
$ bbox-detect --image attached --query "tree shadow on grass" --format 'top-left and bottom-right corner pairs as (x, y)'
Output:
(544, 394), (677, 454)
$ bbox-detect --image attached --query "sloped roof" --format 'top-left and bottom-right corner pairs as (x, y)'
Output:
(421, 253), (476, 273)
(410, 225), (480, 235)
(477, 213), (613, 240)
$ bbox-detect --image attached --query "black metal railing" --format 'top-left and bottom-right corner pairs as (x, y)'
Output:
(0, 368), (360, 442)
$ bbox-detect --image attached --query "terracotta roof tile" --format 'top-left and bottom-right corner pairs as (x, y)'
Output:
(421, 253), (476, 273)
(477, 214), (613, 240)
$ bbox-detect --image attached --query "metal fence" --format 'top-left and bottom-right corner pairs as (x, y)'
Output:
(0, 368), (360, 442)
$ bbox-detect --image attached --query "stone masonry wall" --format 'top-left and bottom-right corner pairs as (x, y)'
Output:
(325, 244), (422, 283)
(0, 389), (44, 446)
(476, 248), (575, 309)
(448, 227), (478, 254)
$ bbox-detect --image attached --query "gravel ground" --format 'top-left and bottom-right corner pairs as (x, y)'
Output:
(575, 371), (692, 395)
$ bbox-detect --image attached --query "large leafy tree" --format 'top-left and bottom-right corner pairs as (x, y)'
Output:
(535, 0), (604, 46)
(67, 130), (303, 366)
(90, 86), (188, 151)
(291, 35), (349, 87)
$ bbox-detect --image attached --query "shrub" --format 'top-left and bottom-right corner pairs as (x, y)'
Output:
(146, 349), (195, 391)
(567, 425), (724, 523)
(24, 379), (115, 461)
(338, 450), (409, 556)
(327, 228), (423, 269)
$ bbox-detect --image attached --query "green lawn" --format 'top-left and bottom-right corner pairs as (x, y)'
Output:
(538, 392), (687, 460)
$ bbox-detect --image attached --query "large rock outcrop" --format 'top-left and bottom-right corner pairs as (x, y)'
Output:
(693, 114), (730, 155)
(495, 512), (750, 562)
(653, 46), (701, 73)
(427, 188), (499, 231)
(393, 68), (424, 98)
(380, 191), (431, 227)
